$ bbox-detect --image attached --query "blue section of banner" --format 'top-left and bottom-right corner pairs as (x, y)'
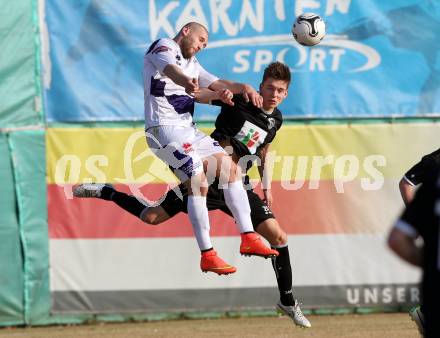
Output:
(44, 0), (440, 122)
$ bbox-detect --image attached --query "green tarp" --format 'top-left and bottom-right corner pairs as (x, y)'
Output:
(0, 1), (41, 128)
(0, 133), (24, 325)
(0, 130), (49, 326)
(9, 130), (49, 324)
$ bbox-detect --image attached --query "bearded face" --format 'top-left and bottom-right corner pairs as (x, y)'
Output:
(180, 35), (193, 59)
(178, 26), (208, 59)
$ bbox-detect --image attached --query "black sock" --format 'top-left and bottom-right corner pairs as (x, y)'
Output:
(103, 187), (148, 219)
(271, 245), (295, 306)
(99, 185), (116, 200)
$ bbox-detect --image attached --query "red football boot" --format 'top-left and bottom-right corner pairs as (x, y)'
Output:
(240, 232), (279, 258)
(200, 250), (237, 275)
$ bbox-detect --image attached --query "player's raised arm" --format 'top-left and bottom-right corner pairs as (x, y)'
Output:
(163, 64), (199, 95)
(209, 79), (263, 108)
(194, 88), (234, 106)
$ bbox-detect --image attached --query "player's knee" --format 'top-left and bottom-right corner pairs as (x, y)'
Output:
(262, 226), (287, 246)
(188, 185), (208, 196)
(143, 211), (163, 225)
(229, 162), (242, 182)
(257, 219), (288, 246)
(220, 158), (241, 183)
(272, 231), (288, 246)
(187, 174), (208, 196)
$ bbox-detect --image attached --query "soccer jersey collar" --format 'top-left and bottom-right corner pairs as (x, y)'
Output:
(260, 108), (274, 115)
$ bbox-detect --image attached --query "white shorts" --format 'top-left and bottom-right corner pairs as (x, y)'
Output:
(146, 125), (226, 182)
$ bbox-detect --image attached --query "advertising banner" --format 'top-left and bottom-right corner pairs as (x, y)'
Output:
(47, 123), (439, 313)
(43, 0), (440, 122)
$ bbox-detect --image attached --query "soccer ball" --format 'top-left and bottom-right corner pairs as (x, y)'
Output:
(292, 13), (326, 46)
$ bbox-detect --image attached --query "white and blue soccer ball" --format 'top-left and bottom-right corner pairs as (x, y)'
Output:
(292, 13), (326, 46)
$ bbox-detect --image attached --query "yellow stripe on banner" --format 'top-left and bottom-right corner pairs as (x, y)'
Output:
(46, 128), (180, 185)
(47, 124), (440, 184)
(256, 122), (440, 181)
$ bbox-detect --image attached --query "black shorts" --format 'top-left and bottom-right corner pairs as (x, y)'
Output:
(160, 183), (275, 229)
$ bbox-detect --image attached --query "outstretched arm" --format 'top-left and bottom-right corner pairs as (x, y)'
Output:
(209, 79), (263, 107)
(163, 64), (199, 95)
(194, 88), (234, 106)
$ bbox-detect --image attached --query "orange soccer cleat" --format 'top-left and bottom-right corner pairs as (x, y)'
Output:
(200, 250), (237, 275)
(240, 232), (279, 258)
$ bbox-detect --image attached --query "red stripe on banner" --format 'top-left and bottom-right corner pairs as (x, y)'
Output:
(48, 181), (389, 239)
(48, 184), (238, 239)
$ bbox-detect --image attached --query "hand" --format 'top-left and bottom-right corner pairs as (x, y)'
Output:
(218, 88), (234, 106)
(185, 78), (199, 96)
(263, 189), (273, 208)
(242, 84), (263, 108)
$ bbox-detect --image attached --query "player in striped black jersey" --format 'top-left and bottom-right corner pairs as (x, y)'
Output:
(397, 147), (440, 334)
(389, 167), (440, 337)
(74, 62), (312, 328)
(400, 148), (440, 205)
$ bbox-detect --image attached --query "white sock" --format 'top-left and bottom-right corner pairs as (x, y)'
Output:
(223, 180), (254, 233)
(187, 195), (212, 251)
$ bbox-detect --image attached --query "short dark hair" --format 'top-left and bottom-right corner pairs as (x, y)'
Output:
(262, 62), (291, 86)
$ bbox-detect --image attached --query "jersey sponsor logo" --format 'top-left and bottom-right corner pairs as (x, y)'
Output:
(182, 142), (193, 154)
(234, 121), (267, 154)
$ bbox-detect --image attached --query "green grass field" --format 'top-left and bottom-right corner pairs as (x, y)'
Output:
(0, 313), (420, 338)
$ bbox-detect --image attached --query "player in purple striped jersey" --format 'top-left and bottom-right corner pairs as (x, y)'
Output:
(80, 22), (279, 275)
(74, 62), (312, 328)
